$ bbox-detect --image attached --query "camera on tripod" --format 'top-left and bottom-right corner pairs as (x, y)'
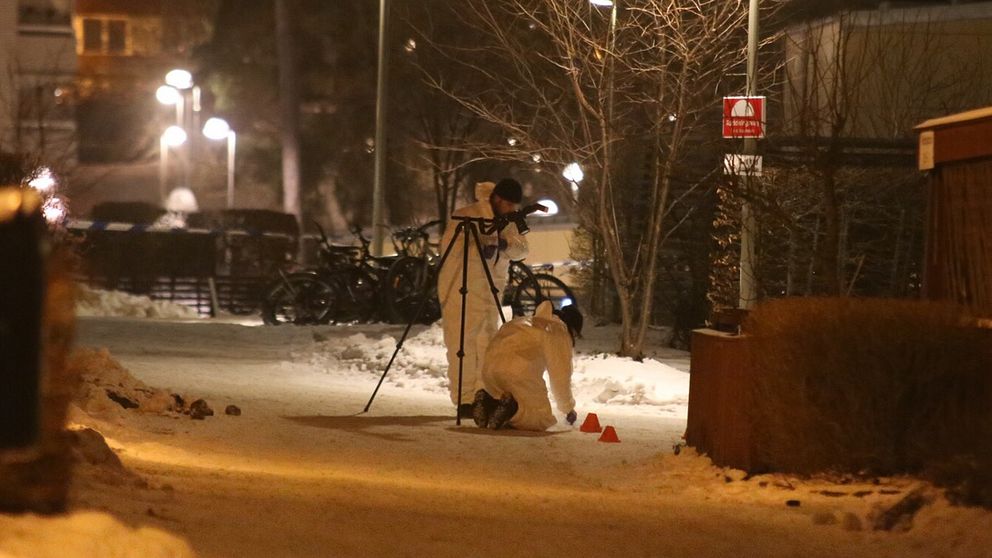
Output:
(493, 202), (548, 235)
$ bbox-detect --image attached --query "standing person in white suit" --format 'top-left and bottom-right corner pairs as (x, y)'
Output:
(437, 178), (529, 418)
(473, 301), (583, 431)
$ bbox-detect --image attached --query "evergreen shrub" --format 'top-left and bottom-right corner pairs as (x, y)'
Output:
(745, 298), (991, 506)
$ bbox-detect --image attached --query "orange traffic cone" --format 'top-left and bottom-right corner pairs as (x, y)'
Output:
(598, 425), (620, 443)
(579, 412), (602, 433)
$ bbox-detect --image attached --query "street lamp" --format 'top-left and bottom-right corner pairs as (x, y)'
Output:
(203, 117), (237, 209)
(156, 84), (184, 126)
(163, 69), (202, 140)
(739, 0), (760, 309)
(562, 162), (584, 200)
(165, 69), (193, 90)
(562, 162), (584, 184)
(159, 125), (187, 202)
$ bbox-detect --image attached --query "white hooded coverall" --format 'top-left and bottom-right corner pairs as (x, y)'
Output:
(437, 182), (528, 407)
(481, 301), (575, 431)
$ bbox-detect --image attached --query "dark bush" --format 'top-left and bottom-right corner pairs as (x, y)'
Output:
(745, 298), (992, 505)
(89, 202), (164, 224)
(187, 209), (299, 238)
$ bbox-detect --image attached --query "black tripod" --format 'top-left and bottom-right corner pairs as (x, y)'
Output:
(364, 215), (508, 424)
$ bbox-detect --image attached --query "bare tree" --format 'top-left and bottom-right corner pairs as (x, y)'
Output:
(755, 6), (992, 298)
(421, 0), (754, 357)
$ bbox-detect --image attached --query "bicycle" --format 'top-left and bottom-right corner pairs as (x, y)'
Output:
(381, 220), (442, 324)
(382, 234), (578, 324)
(261, 224), (393, 325)
(502, 260), (578, 317)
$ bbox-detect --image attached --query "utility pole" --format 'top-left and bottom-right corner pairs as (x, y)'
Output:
(371, 0), (390, 256)
(739, 0), (759, 309)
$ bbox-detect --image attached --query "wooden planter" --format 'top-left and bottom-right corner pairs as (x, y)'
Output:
(685, 328), (758, 471)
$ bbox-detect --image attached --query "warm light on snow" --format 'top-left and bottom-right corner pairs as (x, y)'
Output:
(4, 294), (981, 558)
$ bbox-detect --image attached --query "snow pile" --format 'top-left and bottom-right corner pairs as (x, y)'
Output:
(573, 354), (689, 415)
(301, 325), (450, 394)
(300, 324), (689, 414)
(69, 347), (179, 417)
(75, 284), (200, 319)
(0, 511), (195, 558)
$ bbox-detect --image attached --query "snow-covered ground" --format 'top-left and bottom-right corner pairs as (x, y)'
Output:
(2, 291), (990, 557)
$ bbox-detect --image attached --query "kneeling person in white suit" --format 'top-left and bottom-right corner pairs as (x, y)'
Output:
(473, 301), (583, 431)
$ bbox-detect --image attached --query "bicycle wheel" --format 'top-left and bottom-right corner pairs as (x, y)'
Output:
(383, 256), (439, 324)
(325, 268), (379, 323)
(501, 260), (532, 307)
(261, 273), (336, 325)
(509, 273), (578, 317)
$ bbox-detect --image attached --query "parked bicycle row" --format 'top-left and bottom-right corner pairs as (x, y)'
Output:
(260, 221), (576, 326)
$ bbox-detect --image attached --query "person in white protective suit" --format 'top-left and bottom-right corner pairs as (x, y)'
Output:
(437, 178), (529, 418)
(472, 301), (584, 431)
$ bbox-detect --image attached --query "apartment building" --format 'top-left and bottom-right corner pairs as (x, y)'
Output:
(74, 0), (217, 163)
(0, 0), (77, 165)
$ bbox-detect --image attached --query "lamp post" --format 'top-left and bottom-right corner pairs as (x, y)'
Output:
(371, 0), (390, 256)
(203, 117), (237, 209)
(739, 0), (759, 309)
(159, 125), (188, 202)
(163, 69), (200, 186)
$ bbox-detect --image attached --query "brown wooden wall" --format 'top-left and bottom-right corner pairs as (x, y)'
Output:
(923, 159), (992, 317)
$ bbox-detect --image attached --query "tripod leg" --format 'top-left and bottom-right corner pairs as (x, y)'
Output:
(469, 221), (508, 325)
(363, 222), (465, 413)
(453, 221), (476, 425)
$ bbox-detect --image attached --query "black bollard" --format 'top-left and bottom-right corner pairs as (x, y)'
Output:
(0, 189), (44, 450)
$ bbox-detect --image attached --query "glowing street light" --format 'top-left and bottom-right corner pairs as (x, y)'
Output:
(562, 162), (584, 184)
(535, 198), (559, 217)
(165, 69), (193, 90)
(157, 84), (184, 125)
(162, 125), (187, 147)
(202, 117), (230, 140)
(156, 85), (180, 105)
(202, 118), (238, 209)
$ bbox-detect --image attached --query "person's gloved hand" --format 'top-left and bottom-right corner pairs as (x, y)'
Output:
(482, 244), (497, 259)
(565, 410), (577, 425)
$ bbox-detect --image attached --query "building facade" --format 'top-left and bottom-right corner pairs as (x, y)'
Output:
(73, 0), (217, 163)
(0, 0), (77, 167)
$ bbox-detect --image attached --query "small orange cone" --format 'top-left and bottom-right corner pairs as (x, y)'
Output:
(598, 425), (620, 443)
(579, 412), (602, 433)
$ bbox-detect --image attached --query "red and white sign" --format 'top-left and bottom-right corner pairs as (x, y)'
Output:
(722, 96), (765, 139)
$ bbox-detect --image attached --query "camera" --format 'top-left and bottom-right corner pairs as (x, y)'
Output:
(494, 203), (547, 235)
